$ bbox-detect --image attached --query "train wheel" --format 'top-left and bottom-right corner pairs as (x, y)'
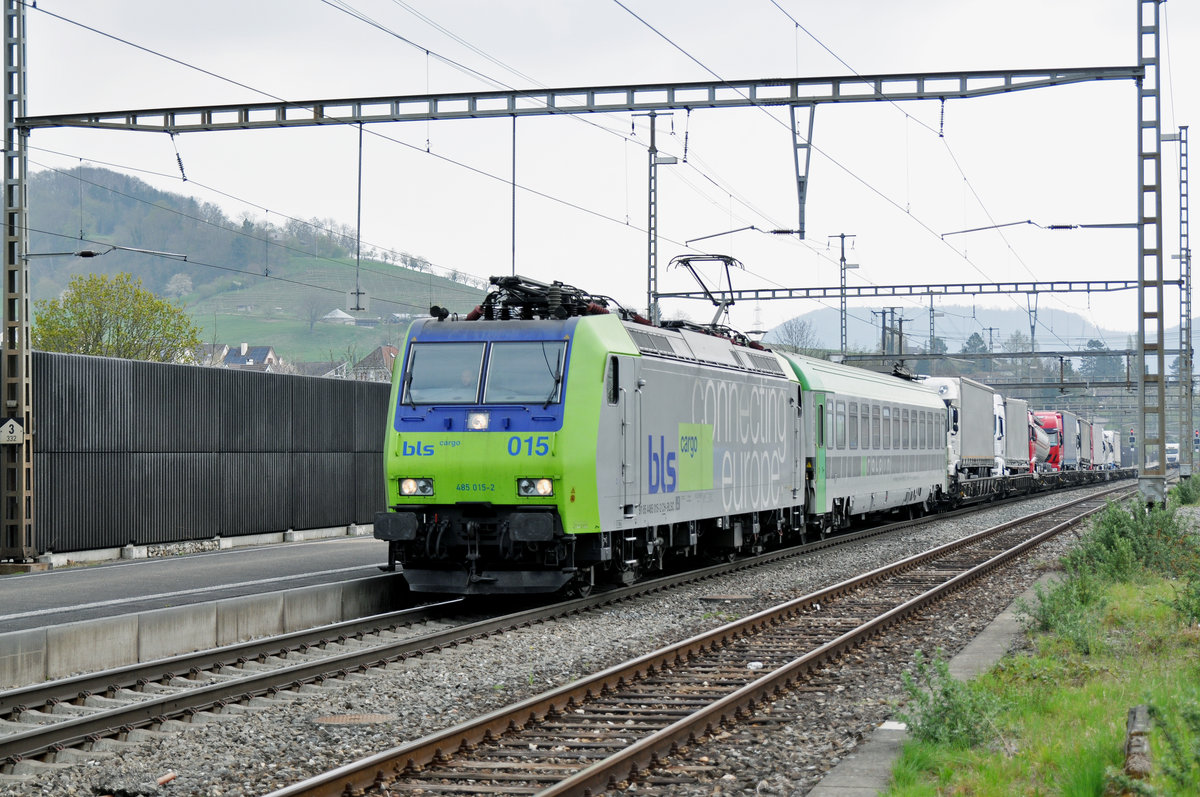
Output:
(564, 567), (595, 598)
(565, 582), (593, 599)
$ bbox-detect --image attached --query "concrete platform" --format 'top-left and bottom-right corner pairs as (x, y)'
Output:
(807, 575), (1052, 797)
(0, 530), (407, 689)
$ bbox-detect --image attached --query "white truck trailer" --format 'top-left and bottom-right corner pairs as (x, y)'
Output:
(923, 376), (996, 478)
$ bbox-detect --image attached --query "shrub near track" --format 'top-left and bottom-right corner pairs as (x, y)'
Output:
(887, 490), (1200, 796)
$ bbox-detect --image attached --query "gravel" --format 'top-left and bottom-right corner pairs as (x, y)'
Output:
(2, 484), (1133, 796)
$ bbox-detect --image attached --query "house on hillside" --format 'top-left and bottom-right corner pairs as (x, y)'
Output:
(194, 343), (230, 367)
(294, 360), (350, 379)
(322, 308), (355, 325)
(352, 345), (399, 382)
(223, 343), (281, 371)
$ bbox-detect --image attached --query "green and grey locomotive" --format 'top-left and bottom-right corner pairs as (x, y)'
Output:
(374, 275), (949, 596)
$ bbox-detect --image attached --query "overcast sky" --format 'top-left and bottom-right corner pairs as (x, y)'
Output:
(22, 0), (1198, 349)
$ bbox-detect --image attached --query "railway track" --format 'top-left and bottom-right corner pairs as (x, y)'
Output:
(265, 486), (1131, 796)
(0, 479), (1131, 776)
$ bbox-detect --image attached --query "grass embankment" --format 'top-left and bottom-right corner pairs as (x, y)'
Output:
(887, 481), (1200, 796)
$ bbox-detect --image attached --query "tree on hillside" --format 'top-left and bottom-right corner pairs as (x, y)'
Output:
(1081, 338), (1124, 382)
(961, 332), (988, 355)
(302, 293), (327, 332)
(164, 272), (193, 297)
(32, 272), (201, 362)
(774, 317), (822, 356)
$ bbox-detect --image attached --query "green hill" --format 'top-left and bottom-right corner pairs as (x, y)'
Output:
(28, 166), (487, 364)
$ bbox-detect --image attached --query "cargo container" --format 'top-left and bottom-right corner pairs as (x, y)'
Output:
(1002, 397), (1031, 473)
(1078, 418), (1093, 470)
(922, 376), (996, 477)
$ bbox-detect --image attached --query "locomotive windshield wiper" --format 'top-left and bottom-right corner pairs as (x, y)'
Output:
(543, 349), (563, 410)
(404, 348), (417, 408)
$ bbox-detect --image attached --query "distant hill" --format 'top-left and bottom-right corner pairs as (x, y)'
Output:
(765, 304), (1140, 354)
(27, 166), (486, 363)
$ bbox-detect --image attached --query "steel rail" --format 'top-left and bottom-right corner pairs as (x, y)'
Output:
(264, 487), (1129, 796)
(545, 492), (1129, 797)
(0, 600), (462, 716)
(0, 477), (1130, 769)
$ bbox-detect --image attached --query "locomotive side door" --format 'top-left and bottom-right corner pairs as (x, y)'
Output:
(615, 355), (640, 516)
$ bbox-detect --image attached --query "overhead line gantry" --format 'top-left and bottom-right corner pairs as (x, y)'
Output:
(0, 0), (1170, 559)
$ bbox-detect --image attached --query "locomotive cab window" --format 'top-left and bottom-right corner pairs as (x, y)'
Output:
(484, 341), (568, 404)
(402, 340), (567, 405)
(402, 341), (486, 404)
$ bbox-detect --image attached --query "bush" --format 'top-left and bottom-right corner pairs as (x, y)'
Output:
(896, 649), (1004, 748)
(1171, 476), (1200, 506)
(1066, 501), (1199, 581)
(1019, 572), (1107, 654)
(1169, 573), (1200, 627)
(1148, 701), (1200, 793)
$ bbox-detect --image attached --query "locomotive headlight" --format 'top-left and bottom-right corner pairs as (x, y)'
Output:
(517, 477), (554, 497)
(400, 478), (434, 496)
(466, 411), (490, 431)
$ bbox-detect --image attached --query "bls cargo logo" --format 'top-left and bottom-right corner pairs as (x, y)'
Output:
(647, 435), (677, 494)
(648, 424), (713, 495)
(401, 441), (435, 456)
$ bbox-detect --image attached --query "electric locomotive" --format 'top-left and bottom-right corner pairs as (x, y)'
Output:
(375, 275), (958, 596)
(374, 276), (804, 595)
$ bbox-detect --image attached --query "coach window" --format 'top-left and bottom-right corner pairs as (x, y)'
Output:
(881, 406), (891, 450)
(891, 406), (901, 448)
(817, 401), (825, 447)
(918, 410), (927, 449)
(826, 402), (834, 449)
(835, 400), (846, 449)
(902, 408), (910, 448)
(848, 402), (859, 449)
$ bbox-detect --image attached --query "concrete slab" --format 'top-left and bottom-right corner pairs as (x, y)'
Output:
(0, 627), (46, 689)
(341, 574), (407, 619)
(215, 592), (285, 646)
(138, 603), (219, 662)
(46, 615), (139, 679)
(282, 584), (343, 633)
(808, 575), (1053, 796)
(808, 723), (908, 797)
(0, 570), (403, 688)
